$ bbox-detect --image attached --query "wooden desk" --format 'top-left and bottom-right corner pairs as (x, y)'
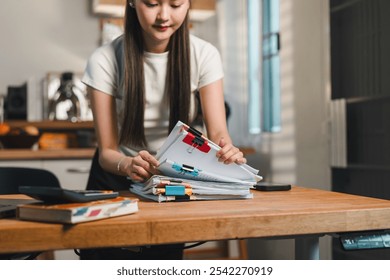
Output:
(1, 186), (390, 259)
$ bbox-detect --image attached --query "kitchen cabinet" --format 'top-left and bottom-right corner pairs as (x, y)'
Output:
(0, 160), (41, 169)
(41, 159), (91, 190)
(0, 159), (91, 191)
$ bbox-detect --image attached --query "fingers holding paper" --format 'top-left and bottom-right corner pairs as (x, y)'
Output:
(216, 138), (247, 165)
(122, 150), (160, 182)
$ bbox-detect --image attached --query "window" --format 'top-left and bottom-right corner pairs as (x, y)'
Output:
(247, 0), (262, 134)
(248, 0), (281, 133)
(261, 0), (281, 132)
(217, 0), (280, 146)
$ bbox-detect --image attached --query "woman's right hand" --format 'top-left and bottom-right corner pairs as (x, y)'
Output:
(119, 150), (160, 182)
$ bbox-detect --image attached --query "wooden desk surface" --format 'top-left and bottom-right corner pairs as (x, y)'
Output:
(1, 186), (390, 254)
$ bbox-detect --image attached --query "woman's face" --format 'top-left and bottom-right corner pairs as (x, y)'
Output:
(133, 0), (190, 53)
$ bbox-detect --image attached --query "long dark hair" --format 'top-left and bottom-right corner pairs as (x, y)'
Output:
(120, 3), (191, 148)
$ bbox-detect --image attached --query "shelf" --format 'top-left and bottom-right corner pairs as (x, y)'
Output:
(1, 121), (96, 150)
(0, 148), (95, 160)
(333, 164), (390, 171)
(344, 94), (390, 104)
(5, 120), (94, 130)
(92, 0), (216, 21)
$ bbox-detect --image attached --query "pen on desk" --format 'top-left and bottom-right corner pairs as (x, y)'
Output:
(163, 195), (196, 202)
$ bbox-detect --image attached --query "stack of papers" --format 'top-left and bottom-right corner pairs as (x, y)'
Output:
(130, 121), (262, 202)
(131, 175), (253, 202)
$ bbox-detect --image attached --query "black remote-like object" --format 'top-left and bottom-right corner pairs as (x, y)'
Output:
(254, 182), (291, 191)
(18, 186), (119, 203)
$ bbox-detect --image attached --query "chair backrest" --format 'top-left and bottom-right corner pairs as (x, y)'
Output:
(0, 167), (61, 194)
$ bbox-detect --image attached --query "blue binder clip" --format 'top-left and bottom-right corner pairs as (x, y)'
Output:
(172, 162), (200, 177)
(165, 185), (186, 196)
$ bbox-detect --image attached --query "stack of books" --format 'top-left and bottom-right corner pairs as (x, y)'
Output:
(17, 197), (139, 224)
(130, 121), (262, 202)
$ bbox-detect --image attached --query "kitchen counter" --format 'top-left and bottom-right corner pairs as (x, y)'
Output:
(0, 147), (255, 161)
(0, 148), (95, 160)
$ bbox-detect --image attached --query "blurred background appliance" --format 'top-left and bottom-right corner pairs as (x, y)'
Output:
(5, 83), (27, 120)
(45, 72), (92, 122)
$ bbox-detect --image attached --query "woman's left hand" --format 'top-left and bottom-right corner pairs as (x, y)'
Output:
(216, 138), (247, 165)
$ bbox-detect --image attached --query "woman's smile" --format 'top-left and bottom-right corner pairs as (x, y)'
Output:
(153, 25), (170, 32)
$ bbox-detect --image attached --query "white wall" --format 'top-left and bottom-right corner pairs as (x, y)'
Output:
(0, 0), (100, 98)
(290, 0), (331, 190)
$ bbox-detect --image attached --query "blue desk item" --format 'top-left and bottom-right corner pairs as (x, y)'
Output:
(171, 162), (200, 177)
(340, 230), (390, 250)
(165, 185), (186, 196)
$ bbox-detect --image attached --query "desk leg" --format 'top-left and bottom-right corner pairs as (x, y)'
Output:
(295, 236), (320, 260)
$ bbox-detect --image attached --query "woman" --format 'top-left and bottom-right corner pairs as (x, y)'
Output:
(81, 0), (246, 259)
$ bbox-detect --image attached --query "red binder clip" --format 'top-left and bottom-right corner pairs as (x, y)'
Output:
(182, 133), (211, 153)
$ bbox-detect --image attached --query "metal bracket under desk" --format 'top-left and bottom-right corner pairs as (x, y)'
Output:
(295, 235), (322, 260)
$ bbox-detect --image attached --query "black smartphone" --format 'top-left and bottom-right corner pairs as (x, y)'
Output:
(254, 182), (291, 191)
(18, 186), (119, 203)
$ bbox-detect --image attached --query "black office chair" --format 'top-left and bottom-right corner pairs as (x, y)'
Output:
(0, 167), (61, 194)
(0, 167), (61, 260)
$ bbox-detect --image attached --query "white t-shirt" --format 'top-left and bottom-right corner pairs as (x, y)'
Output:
(82, 34), (224, 156)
